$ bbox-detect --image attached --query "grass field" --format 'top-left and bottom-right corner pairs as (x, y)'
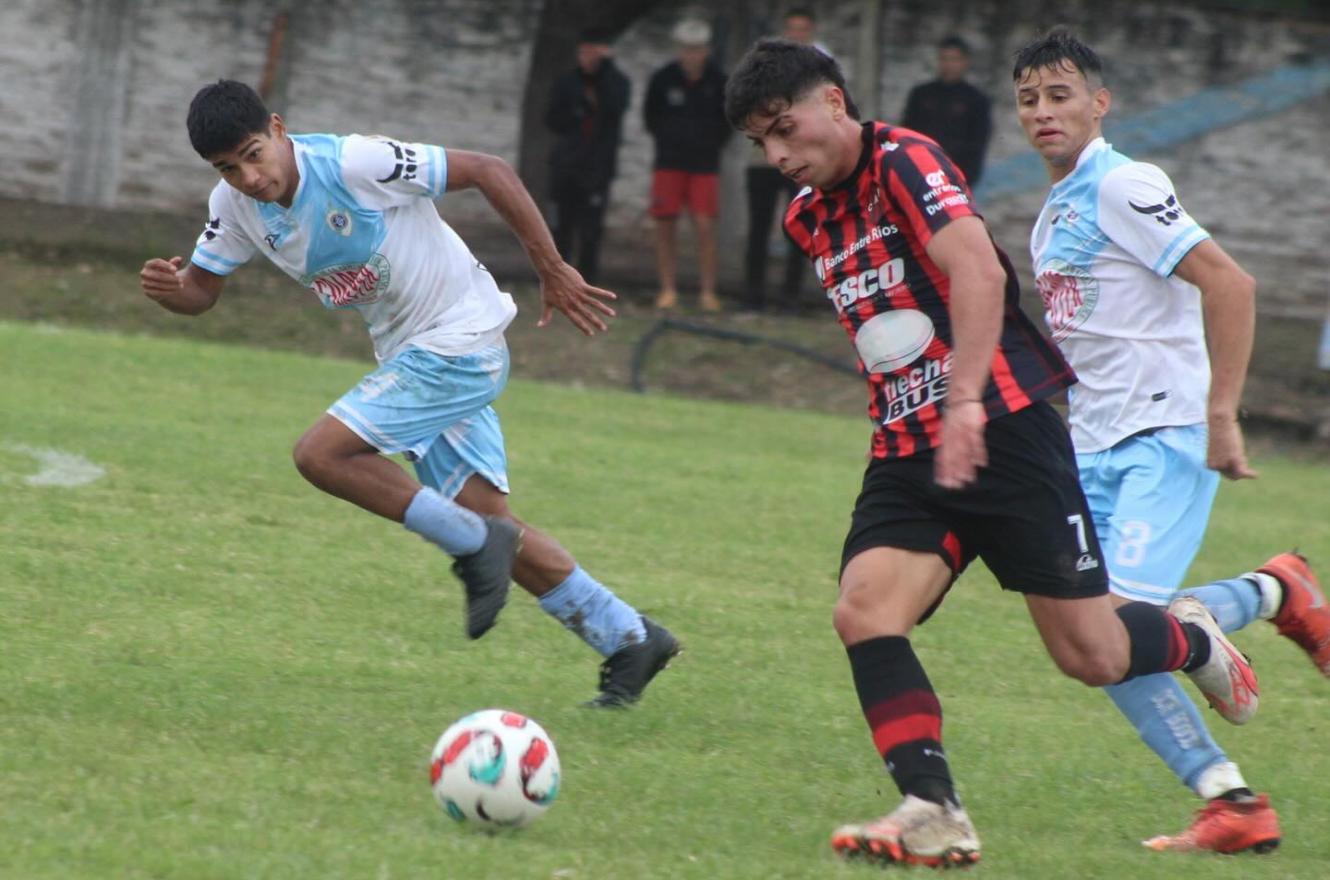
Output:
(2, 320), (1329, 879)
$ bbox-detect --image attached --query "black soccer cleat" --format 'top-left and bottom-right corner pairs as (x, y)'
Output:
(450, 516), (521, 640)
(584, 616), (681, 708)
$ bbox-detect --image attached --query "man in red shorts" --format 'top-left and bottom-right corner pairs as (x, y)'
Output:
(724, 38), (1260, 868)
(644, 18), (730, 311)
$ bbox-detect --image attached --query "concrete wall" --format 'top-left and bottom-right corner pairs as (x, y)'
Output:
(0, 0), (1326, 305)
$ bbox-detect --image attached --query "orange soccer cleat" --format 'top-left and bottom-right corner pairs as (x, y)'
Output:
(831, 795), (980, 869)
(1259, 552), (1330, 677)
(1143, 794), (1281, 854)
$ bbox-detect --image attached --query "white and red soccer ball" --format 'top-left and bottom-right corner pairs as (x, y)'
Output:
(429, 709), (561, 828)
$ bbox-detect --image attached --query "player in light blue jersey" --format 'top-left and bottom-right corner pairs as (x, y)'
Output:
(139, 80), (679, 708)
(1013, 31), (1330, 854)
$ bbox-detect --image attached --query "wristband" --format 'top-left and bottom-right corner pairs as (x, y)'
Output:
(949, 398), (983, 406)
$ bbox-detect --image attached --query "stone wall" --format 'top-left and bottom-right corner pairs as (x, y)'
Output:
(0, 0), (1326, 307)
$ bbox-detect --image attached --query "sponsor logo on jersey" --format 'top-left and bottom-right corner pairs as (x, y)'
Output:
(201, 218), (221, 241)
(827, 257), (906, 309)
(302, 252), (391, 307)
(820, 226), (899, 277)
(880, 351), (952, 425)
(1036, 259), (1100, 341)
(1129, 193), (1185, 226)
(375, 140), (419, 184)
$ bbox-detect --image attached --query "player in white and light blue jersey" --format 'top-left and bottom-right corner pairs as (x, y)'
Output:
(139, 80), (680, 708)
(1014, 32), (1330, 854)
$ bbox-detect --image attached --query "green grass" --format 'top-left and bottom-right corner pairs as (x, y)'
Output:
(2, 320), (1328, 879)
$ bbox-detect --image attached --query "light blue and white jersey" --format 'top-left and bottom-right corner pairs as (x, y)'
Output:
(1031, 137), (1211, 452)
(191, 133), (517, 362)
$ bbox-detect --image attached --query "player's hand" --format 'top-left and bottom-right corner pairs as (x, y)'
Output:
(1207, 415), (1258, 480)
(536, 261), (617, 336)
(140, 256), (185, 304)
(935, 399), (988, 489)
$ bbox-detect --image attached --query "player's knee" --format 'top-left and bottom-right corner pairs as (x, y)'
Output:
(291, 435), (331, 485)
(1051, 647), (1125, 687)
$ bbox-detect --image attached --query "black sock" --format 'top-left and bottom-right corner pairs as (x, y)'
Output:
(847, 635), (956, 806)
(1218, 787), (1257, 803)
(1115, 602), (1202, 679)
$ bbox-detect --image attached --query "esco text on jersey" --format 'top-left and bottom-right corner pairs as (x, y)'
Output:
(827, 258), (906, 310)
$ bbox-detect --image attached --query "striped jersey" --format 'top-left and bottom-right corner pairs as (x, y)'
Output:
(190, 133), (517, 363)
(784, 122), (1074, 459)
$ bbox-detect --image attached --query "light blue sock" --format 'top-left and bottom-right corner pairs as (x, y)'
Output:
(1104, 673), (1227, 794)
(402, 488), (486, 556)
(538, 566), (647, 657)
(1177, 576), (1264, 634)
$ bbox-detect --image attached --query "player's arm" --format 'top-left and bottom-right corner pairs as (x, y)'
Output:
(444, 149), (615, 335)
(139, 256), (225, 315)
(925, 215), (1007, 488)
(1173, 238), (1258, 479)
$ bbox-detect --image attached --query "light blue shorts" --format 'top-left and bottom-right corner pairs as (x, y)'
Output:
(328, 343), (510, 499)
(1077, 424), (1219, 605)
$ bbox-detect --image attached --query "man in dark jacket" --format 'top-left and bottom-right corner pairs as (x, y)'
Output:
(545, 27), (631, 285)
(901, 36), (992, 187)
(644, 18), (730, 311)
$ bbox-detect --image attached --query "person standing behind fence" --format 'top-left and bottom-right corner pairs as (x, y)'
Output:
(743, 8), (826, 312)
(644, 17), (730, 312)
(545, 27), (631, 286)
(901, 36), (992, 187)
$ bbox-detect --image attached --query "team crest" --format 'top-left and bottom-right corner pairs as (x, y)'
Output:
(326, 208), (353, 237)
(1036, 259), (1099, 341)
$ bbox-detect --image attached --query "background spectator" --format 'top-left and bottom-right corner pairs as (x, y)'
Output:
(901, 35), (992, 187)
(644, 17), (730, 312)
(743, 8), (826, 313)
(544, 26), (631, 285)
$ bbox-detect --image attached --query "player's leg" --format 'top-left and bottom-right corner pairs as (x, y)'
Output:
(966, 405), (1255, 718)
(424, 424), (678, 708)
(829, 458), (980, 867)
(689, 173), (721, 312)
(650, 170), (681, 309)
(306, 344), (519, 638)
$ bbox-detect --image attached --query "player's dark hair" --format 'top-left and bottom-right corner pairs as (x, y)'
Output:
(187, 79), (272, 158)
(784, 7), (815, 22)
(1012, 28), (1103, 84)
(939, 35), (971, 55)
(725, 38), (858, 129)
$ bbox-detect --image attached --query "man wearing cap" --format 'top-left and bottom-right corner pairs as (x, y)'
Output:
(644, 18), (731, 311)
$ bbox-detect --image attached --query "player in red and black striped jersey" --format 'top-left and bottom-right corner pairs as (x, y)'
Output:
(724, 38), (1260, 867)
(784, 121), (1074, 460)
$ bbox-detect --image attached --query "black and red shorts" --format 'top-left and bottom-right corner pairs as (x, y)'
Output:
(841, 401), (1109, 608)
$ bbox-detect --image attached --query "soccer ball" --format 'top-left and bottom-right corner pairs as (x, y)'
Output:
(429, 709), (561, 828)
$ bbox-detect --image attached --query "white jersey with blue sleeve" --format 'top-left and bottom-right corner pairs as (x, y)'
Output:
(190, 133), (517, 362)
(1030, 137), (1212, 452)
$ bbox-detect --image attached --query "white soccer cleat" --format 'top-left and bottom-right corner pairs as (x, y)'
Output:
(831, 794), (980, 868)
(1170, 596), (1259, 724)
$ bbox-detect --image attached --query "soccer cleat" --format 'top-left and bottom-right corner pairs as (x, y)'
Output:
(1142, 794), (1281, 854)
(450, 516), (521, 640)
(1169, 596), (1259, 725)
(1259, 552), (1330, 677)
(583, 616), (681, 708)
(831, 794), (980, 869)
